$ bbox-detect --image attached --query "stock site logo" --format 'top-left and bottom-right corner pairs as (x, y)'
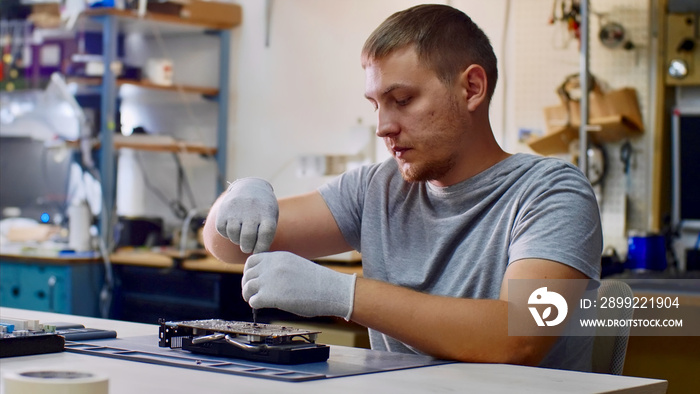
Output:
(528, 287), (568, 327)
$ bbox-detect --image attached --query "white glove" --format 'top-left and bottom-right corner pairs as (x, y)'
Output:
(242, 251), (357, 320)
(215, 178), (278, 254)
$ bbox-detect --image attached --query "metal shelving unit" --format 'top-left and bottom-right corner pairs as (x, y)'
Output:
(579, 0), (591, 175)
(80, 9), (236, 248)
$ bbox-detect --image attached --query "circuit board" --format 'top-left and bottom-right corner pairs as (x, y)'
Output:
(1, 318), (61, 357)
(0, 317), (117, 358)
(168, 319), (320, 341)
(159, 319), (330, 364)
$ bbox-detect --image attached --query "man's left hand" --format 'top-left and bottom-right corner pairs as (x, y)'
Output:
(241, 251), (357, 320)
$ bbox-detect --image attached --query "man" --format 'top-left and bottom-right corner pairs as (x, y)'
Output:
(203, 4), (602, 371)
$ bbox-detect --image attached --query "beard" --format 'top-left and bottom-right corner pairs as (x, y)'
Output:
(392, 95), (464, 183)
(397, 154), (457, 183)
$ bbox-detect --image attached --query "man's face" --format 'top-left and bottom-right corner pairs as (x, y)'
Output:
(364, 47), (470, 184)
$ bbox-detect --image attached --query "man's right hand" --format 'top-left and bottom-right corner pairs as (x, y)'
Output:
(215, 178), (278, 254)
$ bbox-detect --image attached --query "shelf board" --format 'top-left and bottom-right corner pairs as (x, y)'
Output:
(67, 136), (217, 155)
(113, 135), (217, 155)
(79, 8), (240, 32)
(527, 115), (644, 156)
(68, 77), (219, 96)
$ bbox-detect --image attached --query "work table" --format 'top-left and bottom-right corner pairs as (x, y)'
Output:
(107, 249), (363, 276)
(0, 307), (668, 393)
(0, 251), (361, 324)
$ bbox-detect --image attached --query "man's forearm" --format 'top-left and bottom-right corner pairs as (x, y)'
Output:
(203, 195), (250, 264)
(350, 277), (555, 365)
(203, 190), (353, 263)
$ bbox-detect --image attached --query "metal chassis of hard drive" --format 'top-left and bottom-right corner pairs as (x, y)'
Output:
(158, 319), (330, 364)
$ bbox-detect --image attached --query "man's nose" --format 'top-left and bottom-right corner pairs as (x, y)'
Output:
(375, 110), (400, 138)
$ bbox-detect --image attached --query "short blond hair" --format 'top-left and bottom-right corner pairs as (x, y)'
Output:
(362, 4), (498, 101)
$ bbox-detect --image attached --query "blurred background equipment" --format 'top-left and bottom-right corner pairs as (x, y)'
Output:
(665, 13), (698, 84)
(0, 136), (72, 224)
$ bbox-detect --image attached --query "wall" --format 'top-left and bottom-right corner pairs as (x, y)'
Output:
(509, 0), (653, 255)
(224, 0), (652, 254)
(123, 0), (655, 254)
(121, 0), (511, 228)
(227, 0), (510, 198)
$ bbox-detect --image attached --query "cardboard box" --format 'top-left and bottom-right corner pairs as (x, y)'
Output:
(147, 0), (242, 28)
(28, 3), (62, 28)
(543, 88), (643, 135)
(532, 87), (644, 155)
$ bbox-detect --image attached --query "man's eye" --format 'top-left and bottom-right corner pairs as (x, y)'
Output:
(396, 97), (411, 106)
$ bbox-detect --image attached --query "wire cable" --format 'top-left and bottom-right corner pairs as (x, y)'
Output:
(133, 150), (188, 219)
(171, 152), (198, 209)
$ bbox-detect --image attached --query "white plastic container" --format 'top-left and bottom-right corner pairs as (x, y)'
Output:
(145, 58), (174, 86)
(68, 199), (92, 252)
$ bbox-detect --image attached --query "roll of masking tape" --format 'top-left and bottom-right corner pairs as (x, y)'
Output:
(3, 370), (108, 394)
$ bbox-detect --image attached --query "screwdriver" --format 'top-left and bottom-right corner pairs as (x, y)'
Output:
(253, 308), (258, 324)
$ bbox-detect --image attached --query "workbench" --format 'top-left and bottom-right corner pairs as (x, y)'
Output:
(0, 307), (668, 393)
(0, 251), (362, 325)
(0, 254), (104, 316)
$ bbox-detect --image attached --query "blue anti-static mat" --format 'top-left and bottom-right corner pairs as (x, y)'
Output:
(65, 335), (452, 382)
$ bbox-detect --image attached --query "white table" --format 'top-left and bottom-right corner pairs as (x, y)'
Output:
(0, 307), (668, 394)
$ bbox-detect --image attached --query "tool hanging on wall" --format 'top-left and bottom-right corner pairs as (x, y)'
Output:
(598, 21), (632, 50)
(549, 0), (582, 49)
(592, 5), (638, 53)
(570, 139), (607, 188)
(619, 140), (633, 192)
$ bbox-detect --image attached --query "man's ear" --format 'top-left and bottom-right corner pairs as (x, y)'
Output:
(458, 64), (488, 112)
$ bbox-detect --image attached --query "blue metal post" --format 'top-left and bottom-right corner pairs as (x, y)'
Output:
(99, 14), (117, 250)
(579, 0), (589, 175)
(216, 29), (231, 195)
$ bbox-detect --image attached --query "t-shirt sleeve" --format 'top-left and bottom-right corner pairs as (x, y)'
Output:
(508, 161), (603, 280)
(317, 165), (374, 251)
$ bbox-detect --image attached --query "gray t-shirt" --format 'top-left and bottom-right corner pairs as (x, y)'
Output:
(318, 153), (602, 371)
